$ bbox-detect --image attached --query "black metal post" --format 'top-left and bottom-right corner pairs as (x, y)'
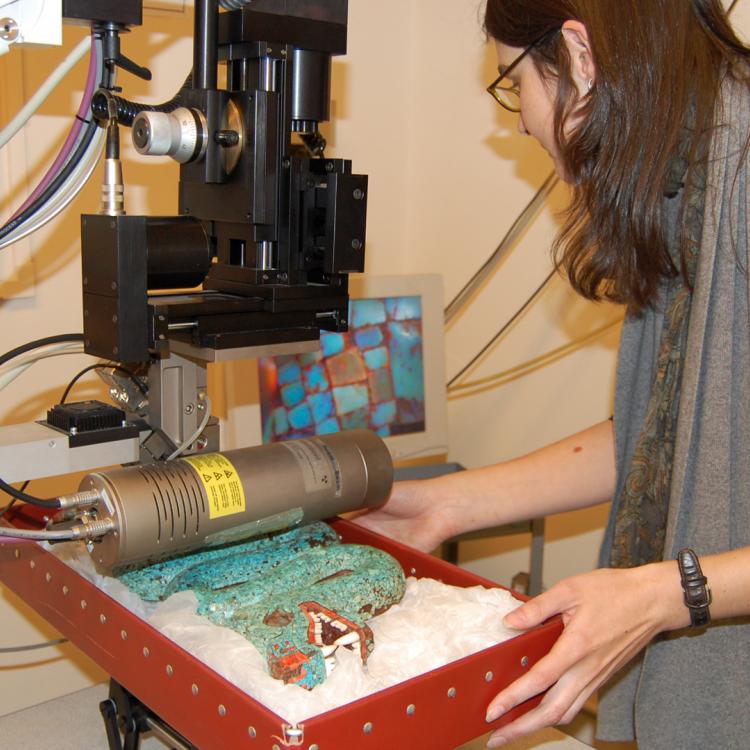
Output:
(194, 0), (218, 90)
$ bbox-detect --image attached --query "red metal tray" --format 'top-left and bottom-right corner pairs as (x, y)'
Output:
(0, 514), (561, 749)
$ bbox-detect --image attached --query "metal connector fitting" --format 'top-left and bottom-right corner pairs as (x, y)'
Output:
(57, 489), (103, 510)
(69, 518), (116, 540)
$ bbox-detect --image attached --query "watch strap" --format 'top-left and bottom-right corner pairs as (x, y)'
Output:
(677, 548), (712, 628)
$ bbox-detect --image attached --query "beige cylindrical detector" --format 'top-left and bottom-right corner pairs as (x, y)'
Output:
(80, 430), (392, 569)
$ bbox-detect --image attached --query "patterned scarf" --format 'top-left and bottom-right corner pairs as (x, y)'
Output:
(609, 135), (708, 568)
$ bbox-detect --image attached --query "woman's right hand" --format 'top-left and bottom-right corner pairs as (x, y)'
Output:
(350, 479), (456, 552)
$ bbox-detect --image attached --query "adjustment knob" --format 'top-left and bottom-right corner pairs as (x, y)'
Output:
(132, 107), (207, 164)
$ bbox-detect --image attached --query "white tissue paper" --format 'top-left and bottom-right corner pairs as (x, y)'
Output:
(49, 542), (522, 726)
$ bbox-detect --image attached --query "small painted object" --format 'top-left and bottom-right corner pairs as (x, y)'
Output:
(118, 522), (406, 689)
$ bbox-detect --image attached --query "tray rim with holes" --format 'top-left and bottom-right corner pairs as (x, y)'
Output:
(0, 514), (562, 750)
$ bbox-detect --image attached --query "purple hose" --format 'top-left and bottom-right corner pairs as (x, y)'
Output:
(9, 35), (99, 221)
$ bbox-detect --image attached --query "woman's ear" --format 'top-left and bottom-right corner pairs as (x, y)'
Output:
(561, 19), (596, 95)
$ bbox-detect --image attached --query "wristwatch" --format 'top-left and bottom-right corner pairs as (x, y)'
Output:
(677, 548), (712, 628)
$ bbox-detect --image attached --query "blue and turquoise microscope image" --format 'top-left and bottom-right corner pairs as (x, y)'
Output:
(259, 296), (426, 443)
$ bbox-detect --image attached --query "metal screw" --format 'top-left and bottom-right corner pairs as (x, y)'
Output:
(45, 572), (52, 583)
(218, 705), (226, 716)
(353, 188), (365, 200)
(247, 726), (257, 738)
(309, 745), (319, 750)
(14, 549), (20, 559)
(351, 239), (362, 251)
(143, 647), (150, 658)
(325, 161), (334, 172)
(409, 567), (417, 575)
(447, 687), (457, 698)
(100, 614), (107, 624)
(121, 630), (128, 641)
(0, 18), (19, 42)
(112, 314), (118, 323)
(166, 665), (174, 677)
(406, 704), (416, 715)
(80, 599), (87, 609)
(363, 722), (373, 734)
(62, 586), (69, 595)
(521, 656), (529, 667)
(111, 281), (117, 290)
(30, 560), (36, 569)
(184, 403), (195, 415)
(485, 671), (494, 682)
(191, 684), (199, 696)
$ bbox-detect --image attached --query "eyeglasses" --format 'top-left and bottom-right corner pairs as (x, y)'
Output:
(487, 31), (556, 113)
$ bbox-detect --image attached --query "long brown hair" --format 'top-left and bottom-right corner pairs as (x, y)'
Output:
(484, 0), (750, 312)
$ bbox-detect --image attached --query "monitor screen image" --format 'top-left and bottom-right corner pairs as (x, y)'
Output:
(256, 274), (448, 462)
(258, 296), (425, 441)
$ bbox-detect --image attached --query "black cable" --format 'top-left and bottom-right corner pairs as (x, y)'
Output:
(0, 333), (84, 368)
(0, 118), (99, 242)
(0, 477), (59, 508)
(444, 171), (558, 322)
(0, 59), (113, 244)
(90, 73), (193, 126)
(0, 334), (85, 508)
(0, 481), (28, 520)
(60, 362), (147, 404)
(447, 268), (557, 388)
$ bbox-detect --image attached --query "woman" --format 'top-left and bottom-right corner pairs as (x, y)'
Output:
(354, 1), (750, 747)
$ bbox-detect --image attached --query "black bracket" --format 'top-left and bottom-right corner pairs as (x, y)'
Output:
(99, 679), (196, 750)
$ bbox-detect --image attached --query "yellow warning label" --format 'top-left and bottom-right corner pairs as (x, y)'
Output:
(180, 453), (246, 520)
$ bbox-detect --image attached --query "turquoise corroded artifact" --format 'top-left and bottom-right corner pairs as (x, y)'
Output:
(118, 522), (406, 689)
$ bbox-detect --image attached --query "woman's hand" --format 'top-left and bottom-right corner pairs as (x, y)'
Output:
(485, 563), (688, 747)
(350, 479), (456, 552)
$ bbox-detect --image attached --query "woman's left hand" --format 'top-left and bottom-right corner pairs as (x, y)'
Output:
(485, 564), (688, 747)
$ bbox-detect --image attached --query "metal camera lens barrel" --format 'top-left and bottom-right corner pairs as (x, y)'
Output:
(291, 49), (332, 125)
(80, 430), (393, 570)
(145, 217), (212, 289)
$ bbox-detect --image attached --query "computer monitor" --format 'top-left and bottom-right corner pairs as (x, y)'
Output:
(256, 274), (448, 463)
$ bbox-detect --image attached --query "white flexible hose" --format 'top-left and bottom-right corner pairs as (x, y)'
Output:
(0, 342), (84, 391)
(167, 396), (213, 460)
(0, 35), (91, 149)
(0, 124), (105, 249)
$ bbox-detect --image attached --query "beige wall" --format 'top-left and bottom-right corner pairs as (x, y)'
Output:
(0, 0), (748, 715)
